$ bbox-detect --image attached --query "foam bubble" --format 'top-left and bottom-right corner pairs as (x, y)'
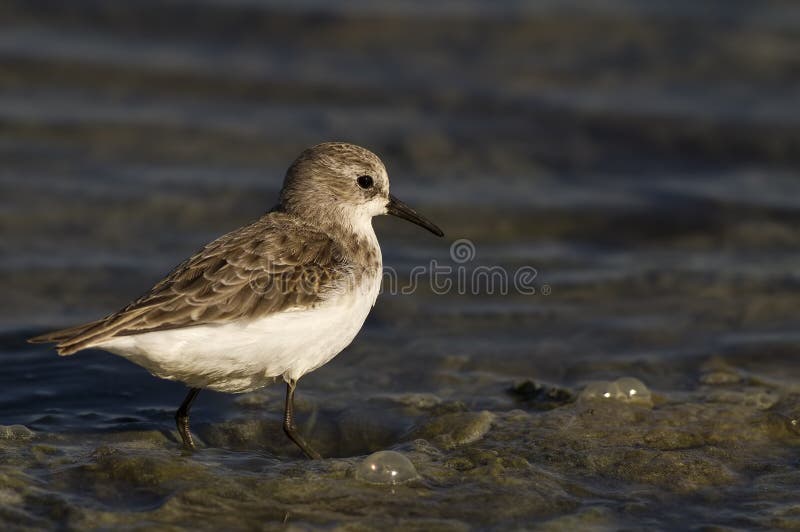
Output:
(615, 377), (651, 404)
(355, 451), (419, 485)
(579, 378), (652, 406)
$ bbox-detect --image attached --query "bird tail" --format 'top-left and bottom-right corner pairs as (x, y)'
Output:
(28, 304), (156, 355)
(28, 319), (108, 356)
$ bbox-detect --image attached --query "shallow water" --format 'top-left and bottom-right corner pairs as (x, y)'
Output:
(3, 0), (800, 529)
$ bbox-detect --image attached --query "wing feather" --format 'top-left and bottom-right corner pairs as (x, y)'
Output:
(31, 211), (353, 355)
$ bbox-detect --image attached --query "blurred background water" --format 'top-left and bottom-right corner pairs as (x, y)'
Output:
(2, 0), (800, 529)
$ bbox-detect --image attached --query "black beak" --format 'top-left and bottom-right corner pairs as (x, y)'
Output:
(386, 194), (444, 237)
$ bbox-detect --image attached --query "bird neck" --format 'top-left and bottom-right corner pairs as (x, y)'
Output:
(327, 210), (380, 253)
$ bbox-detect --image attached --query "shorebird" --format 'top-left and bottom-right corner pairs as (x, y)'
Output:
(29, 142), (444, 459)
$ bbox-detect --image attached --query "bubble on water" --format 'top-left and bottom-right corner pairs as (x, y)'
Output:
(579, 378), (652, 406)
(355, 451), (419, 485)
(615, 377), (652, 405)
(580, 381), (623, 401)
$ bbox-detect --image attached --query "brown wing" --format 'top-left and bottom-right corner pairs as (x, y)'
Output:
(29, 211), (350, 355)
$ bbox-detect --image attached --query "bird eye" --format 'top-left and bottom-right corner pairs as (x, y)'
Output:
(356, 175), (374, 189)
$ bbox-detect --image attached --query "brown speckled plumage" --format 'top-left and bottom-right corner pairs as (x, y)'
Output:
(28, 141), (443, 457)
(30, 143), (388, 355)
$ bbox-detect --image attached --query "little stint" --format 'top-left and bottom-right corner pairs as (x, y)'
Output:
(29, 142), (444, 458)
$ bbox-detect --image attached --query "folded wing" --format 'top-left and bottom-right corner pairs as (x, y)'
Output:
(29, 212), (350, 355)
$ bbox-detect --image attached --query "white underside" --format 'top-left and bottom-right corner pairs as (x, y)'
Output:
(96, 274), (379, 393)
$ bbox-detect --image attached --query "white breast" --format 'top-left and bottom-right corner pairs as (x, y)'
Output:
(97, 261), (383, 393)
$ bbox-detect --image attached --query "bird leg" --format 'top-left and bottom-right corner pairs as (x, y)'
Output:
(283, 379), (322, 459)
(175, 387), (201, 449)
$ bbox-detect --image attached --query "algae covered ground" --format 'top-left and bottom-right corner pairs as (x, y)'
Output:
(3, 336), (800, 529)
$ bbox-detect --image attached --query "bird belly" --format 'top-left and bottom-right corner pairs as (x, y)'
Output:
(95, 276), (379, 393)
